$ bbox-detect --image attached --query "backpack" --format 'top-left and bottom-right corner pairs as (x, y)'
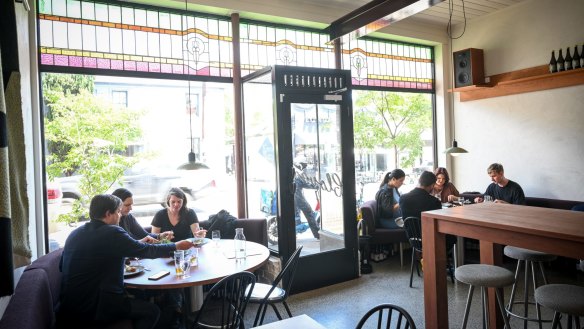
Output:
(203, 210), (237, 239)
(375, 186), (395, 219)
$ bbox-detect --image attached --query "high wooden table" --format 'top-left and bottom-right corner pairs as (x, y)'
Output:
(124, 240), (270, 289)
(422, 203), (584, 329)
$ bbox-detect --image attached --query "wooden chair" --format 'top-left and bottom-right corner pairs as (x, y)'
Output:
(355, 303), (417, 329)
(192, 271), (256, 329)
(247, 246), (303, 326)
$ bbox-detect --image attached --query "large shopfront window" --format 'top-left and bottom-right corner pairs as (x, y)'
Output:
(38, 0), (436, 252)
(44, 73), (236, 251)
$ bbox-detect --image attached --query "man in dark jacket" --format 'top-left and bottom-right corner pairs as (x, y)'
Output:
(57, 194), (194, 329)
(399, 171), (441, 220)
(400, 171), (456, 251)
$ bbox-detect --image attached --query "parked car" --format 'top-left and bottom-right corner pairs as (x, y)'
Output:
(46, 181), (62, 222)
(57, 161), (217, 206)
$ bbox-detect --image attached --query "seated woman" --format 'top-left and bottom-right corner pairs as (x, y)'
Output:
(431, 167), (460, 203)
(151, 187), (207, 241)
(375, 169), (405, 229)
(150, 188), (207, 329)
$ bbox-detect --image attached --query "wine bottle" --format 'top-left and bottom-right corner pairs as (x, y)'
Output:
(574, 45), (582, 70)
(549, 50), (557, 73)
(557, 49), (565, 72)
(565, 47), (573, 71)
(581, 44), (584, 68)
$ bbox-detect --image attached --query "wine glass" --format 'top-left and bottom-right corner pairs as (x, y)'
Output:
(212, 230), (221, 248)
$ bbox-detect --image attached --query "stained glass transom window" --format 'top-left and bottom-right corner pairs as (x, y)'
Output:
(37, 0), (434, 91)
(38, 0), (233, 78)
(239, 22), (335, 76)
(342, 38), (434, 90)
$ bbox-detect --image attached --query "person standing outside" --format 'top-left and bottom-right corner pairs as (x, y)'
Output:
(112, 188), (174, 242)
(431, 167), (460, 203)
(375, 169), (406, 229)
(57, 194), (194, 329)
(293, 158), (321, 239)
(474, 163), (525, 205)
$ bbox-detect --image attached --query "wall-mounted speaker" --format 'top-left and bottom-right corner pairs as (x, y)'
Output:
(453, 48), (484, 88)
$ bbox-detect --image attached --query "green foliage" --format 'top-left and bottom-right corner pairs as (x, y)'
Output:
(354, 91), (432, 168)
(43, 73), (142, 224)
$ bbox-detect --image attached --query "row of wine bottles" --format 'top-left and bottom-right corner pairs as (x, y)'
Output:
(549, 45), (583, 73)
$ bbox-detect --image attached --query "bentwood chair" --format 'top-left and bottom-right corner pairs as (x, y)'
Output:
(403, 216), (455, 288)
(247, 246), (303, 326)
(355, 303), (417, 329)
(192, 271), (256, 329)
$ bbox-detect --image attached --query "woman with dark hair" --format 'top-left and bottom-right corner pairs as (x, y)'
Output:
(375, 169), (406, 229)
(431, 167), (460, 203)
(112, 188), (174, 242)
(151, 187), (206, 242)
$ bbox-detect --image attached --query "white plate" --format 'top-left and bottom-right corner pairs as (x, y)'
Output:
(123, 265), (144, 277)
(190, 237), (210, 246)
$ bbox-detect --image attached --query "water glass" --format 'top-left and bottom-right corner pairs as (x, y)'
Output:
(189, 248), (199, 266)
(173, 250), (185, 276)
(180, 257), (191, 278)
(457, 197), (465, 206)
(484, 195), (493, 202)
(212, 230), (221, 247)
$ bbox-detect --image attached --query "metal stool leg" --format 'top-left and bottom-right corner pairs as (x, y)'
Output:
(461, 285), (475, 329)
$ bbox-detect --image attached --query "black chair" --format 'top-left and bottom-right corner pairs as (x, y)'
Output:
(192, 271), (256, 329)
(247, 246), (303, 326)
(355, 303), (417, 329)
(402, 216), (455, 288)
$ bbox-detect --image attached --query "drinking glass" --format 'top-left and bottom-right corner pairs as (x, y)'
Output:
(173, 250), (185, 276)
(180, 256), (191, 279)
(484, 195), (493, 202)
(458, 197), (465, 206)
(212, 230), (221, 247)
(189, 248), (199, 266)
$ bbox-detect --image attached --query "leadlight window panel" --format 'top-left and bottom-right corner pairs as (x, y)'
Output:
(39, 0), (233, 78)
(240, 21), (335, 70)
(343, 37), (433, 90)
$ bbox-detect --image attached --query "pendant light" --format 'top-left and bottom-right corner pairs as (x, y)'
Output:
(444, 14), (468, 157)
(177, 0), (201, 170)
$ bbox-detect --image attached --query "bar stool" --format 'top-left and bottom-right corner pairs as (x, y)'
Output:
(535, 284), (584, 329)
(504, 246), (557, 329)
(456, 264), (515, 329)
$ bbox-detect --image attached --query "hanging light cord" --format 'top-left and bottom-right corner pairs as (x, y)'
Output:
(446, 0), (467, 40)
(185, 0), (194, 156)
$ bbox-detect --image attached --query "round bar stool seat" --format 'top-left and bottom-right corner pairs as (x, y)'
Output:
(456, 264), (515, 329)
(504, 246), (557, 329)
(535, 284), (584, 329)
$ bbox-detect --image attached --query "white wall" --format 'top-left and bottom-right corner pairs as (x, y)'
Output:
(450, 0), (584, 200)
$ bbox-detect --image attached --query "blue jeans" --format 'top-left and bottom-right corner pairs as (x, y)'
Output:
(378, 217), (400, 229)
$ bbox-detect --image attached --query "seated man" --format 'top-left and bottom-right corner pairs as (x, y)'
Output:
(475, 163), (525, 205)
(400, 171), (456, 250)
(57, 194), (195, 329)
(399, 171), (441, 220)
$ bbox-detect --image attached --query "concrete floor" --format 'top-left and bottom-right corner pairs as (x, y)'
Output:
(243, 249), (584, 328)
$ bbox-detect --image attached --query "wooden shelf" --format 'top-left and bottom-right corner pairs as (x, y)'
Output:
(450, 65), (584, 101)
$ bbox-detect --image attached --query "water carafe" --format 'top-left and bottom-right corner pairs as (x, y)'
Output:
(234, 228), (246, 259)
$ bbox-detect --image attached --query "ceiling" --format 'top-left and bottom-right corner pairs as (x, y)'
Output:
(122, 0), (528, 46)
(139, 0), (528, 32)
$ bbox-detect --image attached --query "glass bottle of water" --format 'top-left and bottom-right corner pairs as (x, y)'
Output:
(234, 228), (246, 259)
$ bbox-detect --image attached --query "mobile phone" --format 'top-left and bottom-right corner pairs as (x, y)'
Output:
(148, 271), (170, 280)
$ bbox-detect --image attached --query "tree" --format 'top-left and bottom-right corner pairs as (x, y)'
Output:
(354, 91), (432, 169)
(43, 73), (143, 224)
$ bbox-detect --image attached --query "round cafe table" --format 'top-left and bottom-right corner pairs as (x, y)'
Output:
(124, 240), (270, 289)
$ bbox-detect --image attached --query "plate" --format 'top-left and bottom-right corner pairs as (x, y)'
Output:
(190, 237), (210, 246)
(442, 203), (453, 208)
(124, 265), (144, 277)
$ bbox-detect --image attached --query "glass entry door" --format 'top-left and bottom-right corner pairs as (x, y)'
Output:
(242, 66), (358, 292)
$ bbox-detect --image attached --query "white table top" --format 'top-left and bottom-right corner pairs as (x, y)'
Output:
(254, 314), (326, 329)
